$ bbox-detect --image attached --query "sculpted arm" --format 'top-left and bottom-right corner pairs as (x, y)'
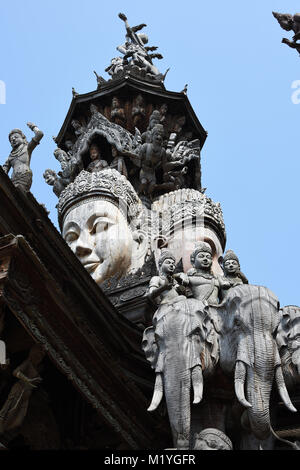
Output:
(27, 122), (44, 155)
(148, 276), (171, 301)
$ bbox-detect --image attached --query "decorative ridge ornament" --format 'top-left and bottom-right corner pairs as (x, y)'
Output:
(57, 168), (142, 227)
(104, 13), (168, 86)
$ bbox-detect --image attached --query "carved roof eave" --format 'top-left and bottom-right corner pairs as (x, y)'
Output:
(56, 76), (208, 149)
(0, 169), (164, 448)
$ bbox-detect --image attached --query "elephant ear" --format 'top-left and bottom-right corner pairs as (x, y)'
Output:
(142, 327), (158, 369)
(218, 256), (225, 274)
(278, 305), (300, 374)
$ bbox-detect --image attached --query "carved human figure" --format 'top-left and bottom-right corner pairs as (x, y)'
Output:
(110, 97), (126, 127)
(173, 116), (186, 135)
(71, 119), (85, 137)
(117, 13), (162, 77)
(136, 123), (165, 197)
(159, 103), (168, 125)
(86, 144), (108, 173)
(142, 110), (160, 143)
(105, 57), (125, 77)
(193, 428), (233, 450)
(110, 146), (128, 177)
(61, 169), (147, 284)
(0, 344), (45, 433)
(219, 250), (248, 299)
(3, 123), (44, 192)
(43, 147), (78, 196)
(132, 94), (145, 128)
(183, 242), (230, 304)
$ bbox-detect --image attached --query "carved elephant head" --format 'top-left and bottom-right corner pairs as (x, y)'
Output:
(217, 284), (296, 441)
(277, 305), (300, 387)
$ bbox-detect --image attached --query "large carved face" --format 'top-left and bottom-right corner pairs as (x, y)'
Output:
(62, 199), (133, 284)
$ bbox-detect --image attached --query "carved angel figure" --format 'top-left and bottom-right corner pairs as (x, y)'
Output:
(273, 11), (300, 54)
(117, 13), (162, 77)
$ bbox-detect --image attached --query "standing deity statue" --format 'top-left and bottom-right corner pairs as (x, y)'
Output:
(132, 94), (146, 128)
(110, 97), (126, 127)
(2, 123), (44, 192)
(136, 123), (165, 197)
(110, 146), (128, 178)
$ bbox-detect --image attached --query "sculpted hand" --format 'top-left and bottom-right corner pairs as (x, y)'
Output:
(174, 273), (189, 286)
(27, 122), (36, 130)
(118, 13), (127, 22)
(163, 279), (173, 290)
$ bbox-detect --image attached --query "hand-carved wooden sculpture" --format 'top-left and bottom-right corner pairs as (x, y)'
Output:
(86, 144), (108, 173)
(3, 123), (44, 192)
(0, 344), (45, 433)
(273, 11), (300, 55)
(143, 248), (220, 449)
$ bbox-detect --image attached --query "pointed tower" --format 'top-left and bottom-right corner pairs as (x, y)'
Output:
(44, 12), (226, 326)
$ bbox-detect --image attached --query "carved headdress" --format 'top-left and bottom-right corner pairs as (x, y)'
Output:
(57, 168), (143, 228)
(220, 249), (248, 284)
(223, 249), (240, 266)
(158, 249), (176, 268)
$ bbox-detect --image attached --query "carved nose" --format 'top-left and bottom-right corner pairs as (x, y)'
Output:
(75, 243), (92, 257)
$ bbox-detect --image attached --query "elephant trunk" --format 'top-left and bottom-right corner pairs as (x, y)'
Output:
(235, 335), (296, 440)
(244, 364), (273, 441)
(235, 334), (277, 441)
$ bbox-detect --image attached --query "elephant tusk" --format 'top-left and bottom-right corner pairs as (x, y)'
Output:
(148, 372), (163, 412)
(192, 365), (203, 404)
(234, 360), (252, 409)
(275, 366), (297, 413)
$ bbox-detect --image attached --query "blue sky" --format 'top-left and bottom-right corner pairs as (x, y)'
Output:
(1, 0), (300, 306)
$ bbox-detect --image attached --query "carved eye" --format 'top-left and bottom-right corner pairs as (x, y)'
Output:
(90, 218), (112, 234)
(65, 231), (78, 244)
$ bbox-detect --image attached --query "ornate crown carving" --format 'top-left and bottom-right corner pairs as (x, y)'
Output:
(151, 188), (226, 238)
(57, 169), (142, 226)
